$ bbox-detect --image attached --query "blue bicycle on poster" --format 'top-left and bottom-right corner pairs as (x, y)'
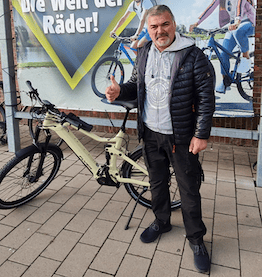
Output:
(91, 35), (136, 98)
(194, 27), (254, 102)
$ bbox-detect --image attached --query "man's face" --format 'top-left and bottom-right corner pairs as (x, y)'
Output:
(147, 11), (176, 52)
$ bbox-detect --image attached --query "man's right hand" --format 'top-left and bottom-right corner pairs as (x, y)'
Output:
(105, 75), (120, 102)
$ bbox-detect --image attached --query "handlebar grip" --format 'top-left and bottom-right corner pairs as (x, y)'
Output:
(65, 113), (93, 132)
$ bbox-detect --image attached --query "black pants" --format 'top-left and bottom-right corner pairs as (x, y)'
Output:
(143, 127), (206, 245)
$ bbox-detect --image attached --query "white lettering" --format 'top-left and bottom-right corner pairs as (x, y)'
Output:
(51, 0), (66, 11)
(76, 18), (85, 33)
(65, 13), (75, 33)
(55, 14), (65, 34)
(67, 0), (75, 10)
(43, 16), (55, 34)
(21, 0), (45, 12)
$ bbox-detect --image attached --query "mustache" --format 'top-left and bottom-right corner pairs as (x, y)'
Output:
(156, 33), (169, 40)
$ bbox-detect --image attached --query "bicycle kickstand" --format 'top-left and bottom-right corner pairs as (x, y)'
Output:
(125, 187), (148, 230)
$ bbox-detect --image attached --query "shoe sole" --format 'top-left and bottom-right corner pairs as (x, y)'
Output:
(140, 225), (172, 243)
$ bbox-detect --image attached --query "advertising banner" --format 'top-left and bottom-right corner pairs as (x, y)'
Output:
(13, 0), (256, 116)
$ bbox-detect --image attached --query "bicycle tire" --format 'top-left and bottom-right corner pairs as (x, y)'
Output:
(28, 107), (63, 146)
(91, 57), (125, 98)
(122, 146), (181, 210)
(0, 105), (7, 144)
(236, 51), (254, 102)
(0, 143), (62, 209)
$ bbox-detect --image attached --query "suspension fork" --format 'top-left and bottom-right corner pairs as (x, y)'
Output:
(24, 129), (51, 182)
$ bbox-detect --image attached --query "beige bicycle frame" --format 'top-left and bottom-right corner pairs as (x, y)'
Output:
(42, 112), (150, 187)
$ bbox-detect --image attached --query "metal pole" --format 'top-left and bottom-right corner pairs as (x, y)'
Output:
(0, 0), (20, 152)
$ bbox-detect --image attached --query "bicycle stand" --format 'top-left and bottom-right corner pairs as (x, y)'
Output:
(125, 186), (148, 230)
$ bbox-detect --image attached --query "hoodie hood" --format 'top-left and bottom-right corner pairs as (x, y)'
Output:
(162, 32), (195, 52)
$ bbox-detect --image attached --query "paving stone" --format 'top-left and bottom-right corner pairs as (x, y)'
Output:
(65, 173), (91, 189)
(38, 211), (74, 237)
(0, 260), (27, 277)
(235, 164), (252, 177)
(213, 213), (238, 239)
(178, 268), (205, 277)
(122, 198), (148, 220)
(90, 239), (129, 275)
(84, 269), (112, 276)
(0, 223), (13, 240)
(109, 216), (140, 243)
(48, 186), (78, 205)
(56, 243), (99, 277)
(78, 179), (100, 197)
(0, 245), (14, 265)
(215, 195), (236, 216)
(235, 176), (255, 190)
(41, 230), (81, 262)
(98, 200), (127, 222)
(212, 235), (240, 269)
(210, 264), (240, 277)
(200, 183), (216, 200)
(65, 209), (98, 233)
(21, 256), (60, 277)
(80, 218), (115, 247)
(9, 232), (53, 266)
(239, 225), (262, 253)
(240, 250), (262, 276)
(27, 202), (61, 224)
(48, 175), (72, 191)
(237, 189), (258, 207)
(237, 205), (262, 227)
(0, 205), (37, 227)
(202, 160), (217, 172)
(218, 158), (234, 170)
(59, 193), (90, 214)
(116, 254), (151, 277)
(60, 163), (85, 177)
(217, 169), (235, 183)
(0, 221), (40, 249)
(202, 198), (215, 219)
(216, 180), (236, 197)
(84, 191), (112, 212)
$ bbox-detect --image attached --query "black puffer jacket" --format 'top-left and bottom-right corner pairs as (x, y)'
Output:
(118, 41), (215, 145)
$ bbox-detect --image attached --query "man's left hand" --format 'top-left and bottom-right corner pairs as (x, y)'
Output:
(189, 137), (208, 154)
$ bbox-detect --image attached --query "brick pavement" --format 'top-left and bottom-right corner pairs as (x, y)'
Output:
(0, 125), (262, 277)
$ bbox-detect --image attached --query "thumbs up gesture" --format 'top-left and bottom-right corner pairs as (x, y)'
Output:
(105, 75), (120, 102)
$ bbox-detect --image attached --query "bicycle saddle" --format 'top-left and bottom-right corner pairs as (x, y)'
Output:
(101, 98), (138, 110)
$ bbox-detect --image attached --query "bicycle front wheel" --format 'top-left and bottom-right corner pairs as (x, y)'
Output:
(28, 107), (63, 146)
(0, 143), (62, 209)
(122, 146), (181, 210)
(91, 57), (125, 98)
(236, 52), (254, 102)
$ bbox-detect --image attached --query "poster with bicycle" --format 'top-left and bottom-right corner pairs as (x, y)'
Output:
(12, 0), (256, 117)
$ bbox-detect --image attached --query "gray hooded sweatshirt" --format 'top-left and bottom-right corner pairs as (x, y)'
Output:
(143, 32), (195, 134)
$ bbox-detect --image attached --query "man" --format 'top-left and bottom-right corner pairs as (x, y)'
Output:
(106, 5), (215, 273)
(110, 0), (154, 49)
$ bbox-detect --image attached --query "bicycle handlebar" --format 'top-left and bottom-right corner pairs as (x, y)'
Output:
(111, 34), (132, 43)
(193, 27), (228, 36)
(26, 81), (93, 131)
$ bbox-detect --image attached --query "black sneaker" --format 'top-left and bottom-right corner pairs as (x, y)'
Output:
(189, 242), (210, 273)
(140, 219), (172, 243)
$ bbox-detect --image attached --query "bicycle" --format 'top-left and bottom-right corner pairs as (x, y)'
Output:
(0, 81), (181, 229)
(91, 36), (136, 99)
(0, 80), (63, 146)
(194, 27), (254, 102)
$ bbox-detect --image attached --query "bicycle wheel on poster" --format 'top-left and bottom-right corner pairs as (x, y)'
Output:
(91, 57), (125, 99)
(236, 51), (254, 102)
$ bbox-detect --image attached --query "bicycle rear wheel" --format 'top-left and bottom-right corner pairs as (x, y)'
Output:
(91, 57), (125, 98)
(0, 105), (7, 145)
(122, 146), (181, 210)
(236, 52), (254, 102)
(0, 143), (62, 209)
(28, 107), (63, 146)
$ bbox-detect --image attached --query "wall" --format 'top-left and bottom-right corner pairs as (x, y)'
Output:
(1, 0), (262, 146)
